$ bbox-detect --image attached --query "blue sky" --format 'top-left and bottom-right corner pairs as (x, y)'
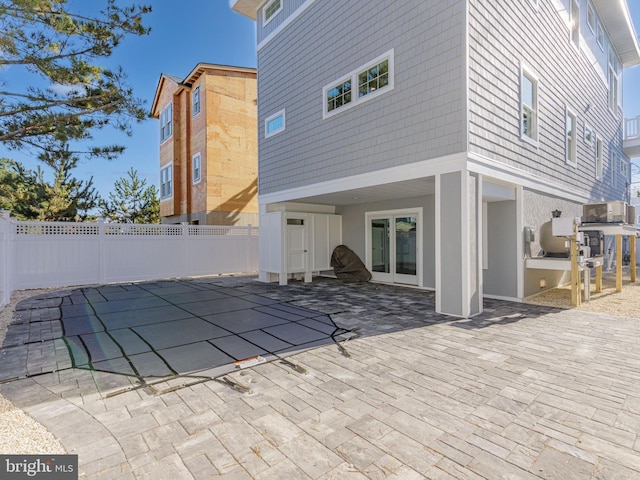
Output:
(1, 1), (640, 198)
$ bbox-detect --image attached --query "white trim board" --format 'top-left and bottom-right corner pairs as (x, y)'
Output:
(259, 152), (468, 206)
(258, 0), (317, 51)
(467, 152), (590, 204)
(260, 150), (592, 207)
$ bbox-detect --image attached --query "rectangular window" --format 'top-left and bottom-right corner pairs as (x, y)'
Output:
(160, 103), (172, 142)
(161, 164), (173, 199)
(193, 85), (201, 116)
(192, 153), (201, 184)
(326, 79), (352, 113)
(586, 1), (596, 33)
(521, 67), (538, 142)
(265, 109), (286, 138)
(595, 136), (603, 179)
(263, 0), (282, 24)
(570, 0), (579, 48)
(323, 50), (394, 118)
(358, 59), (389, 98)
(608, 47), (622, 115)
(619, 156), (629, 180)
(596, 21), (604, 49)
(565, 108), (577, 165)
(584, 124), (593, 144)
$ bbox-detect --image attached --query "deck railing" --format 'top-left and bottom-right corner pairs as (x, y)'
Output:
(625, 116), (640, 140)
(0, 212), (259, 308)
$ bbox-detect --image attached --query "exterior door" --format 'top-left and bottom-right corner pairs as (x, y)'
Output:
(287, 217), (307, 273)
(366, 210), (420, 286)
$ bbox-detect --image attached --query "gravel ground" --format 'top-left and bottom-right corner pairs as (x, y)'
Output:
(0, 289), (66, 455)
(524, 266), (640, 318)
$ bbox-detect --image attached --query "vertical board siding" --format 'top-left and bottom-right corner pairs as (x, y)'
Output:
(468, 0), (626, 201)
(257, 0), (467, 195)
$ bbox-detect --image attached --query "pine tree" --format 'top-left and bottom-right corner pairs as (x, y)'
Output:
(100, 167), (159, 223)
(0, 158), (39, 219)
(0, 0), (151, 161)
(0, 151), (98, 221)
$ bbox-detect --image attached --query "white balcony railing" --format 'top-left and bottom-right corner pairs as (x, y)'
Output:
(625, 116), (640, 140)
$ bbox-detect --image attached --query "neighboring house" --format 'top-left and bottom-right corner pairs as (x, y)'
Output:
(231, 0), (640, 317)
(150, 64), (258, 226)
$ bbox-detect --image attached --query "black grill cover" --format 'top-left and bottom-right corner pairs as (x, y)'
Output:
(330, 245), (372, 282)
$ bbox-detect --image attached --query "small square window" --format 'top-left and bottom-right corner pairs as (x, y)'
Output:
(192, 153), (201, 184)
(265, 109), (286, 138)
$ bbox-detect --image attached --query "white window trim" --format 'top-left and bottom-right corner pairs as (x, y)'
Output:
(322, 49), (395, 119)
(520, 64), (539, 145)
(160, 163), (173, 200)
(619, 156), (629, 180)
(596, 20), (605, 50)
(565, 106), (577, 166)
(586, 0), (596, 34)
(192, 153), (201, 185)
(265, 109), (286, 138)
(192, 85), (201, 117)
(263, 0), (282, 26)
(160, 102), (173, 144)
(595, 135), (603, 179)
(569, 0), (580, 49)
(584, 123), (593, 145)
(608, 49), (622, 117)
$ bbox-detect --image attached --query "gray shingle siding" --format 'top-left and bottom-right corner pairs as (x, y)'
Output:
(468, 0), (627, 202)
(257, 0), (306, 43)
(257, 0), (467, 195)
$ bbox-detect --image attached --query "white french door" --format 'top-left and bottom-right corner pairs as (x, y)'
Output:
(366, 209), (422, 286)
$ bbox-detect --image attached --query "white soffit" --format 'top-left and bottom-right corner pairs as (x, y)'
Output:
(230, 0), (261, 20)
(593, 0), (640, 67)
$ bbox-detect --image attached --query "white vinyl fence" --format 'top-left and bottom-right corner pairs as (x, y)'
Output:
(0, 211), (258, 308)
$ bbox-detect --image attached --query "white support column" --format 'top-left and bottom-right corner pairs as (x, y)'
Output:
(515, 185), (524, 301)
(436, 170), (482, 317)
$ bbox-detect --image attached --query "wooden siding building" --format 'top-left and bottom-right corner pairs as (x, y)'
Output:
(151, 64), (258, 226)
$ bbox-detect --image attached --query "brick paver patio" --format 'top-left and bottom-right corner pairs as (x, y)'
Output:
(1, 276), (640, 479)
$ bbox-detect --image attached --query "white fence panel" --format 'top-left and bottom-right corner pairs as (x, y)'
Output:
(1, 217), (259, 301)
(13, 223), (101, 289)
(182, 226), (259, 276)
(0, 211), (12, 308)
